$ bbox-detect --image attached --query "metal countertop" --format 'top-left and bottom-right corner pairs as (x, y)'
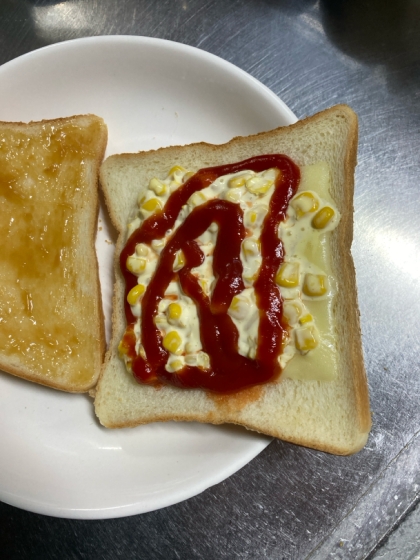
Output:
(0, 1), (419, 558)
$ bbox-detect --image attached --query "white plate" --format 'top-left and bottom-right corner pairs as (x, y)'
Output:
(0, 36), (296, 519)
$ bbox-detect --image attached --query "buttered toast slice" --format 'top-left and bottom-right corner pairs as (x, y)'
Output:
(94, 105), (370, 454)
(0, 115), (107, 392)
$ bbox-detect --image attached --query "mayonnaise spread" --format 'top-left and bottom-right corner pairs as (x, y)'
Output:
(121, 161), (340, 382)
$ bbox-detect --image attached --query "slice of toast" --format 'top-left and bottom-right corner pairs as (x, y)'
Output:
(94, 105), (371, 454)
(0, 114), (107, 392)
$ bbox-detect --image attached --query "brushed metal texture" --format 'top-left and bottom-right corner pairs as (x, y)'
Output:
(0, 0), (419, 559)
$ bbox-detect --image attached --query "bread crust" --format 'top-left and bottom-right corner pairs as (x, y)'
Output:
(95, 105), (371, 454)
(0, 114), (107, 392)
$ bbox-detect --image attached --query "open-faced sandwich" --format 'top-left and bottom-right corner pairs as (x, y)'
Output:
(94, 105), (371, 455)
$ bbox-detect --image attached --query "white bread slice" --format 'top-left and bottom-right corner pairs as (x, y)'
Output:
(0, 115), (107, 392)
(94, 105), (371, 454)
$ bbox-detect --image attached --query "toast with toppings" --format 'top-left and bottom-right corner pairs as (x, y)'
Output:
(94, 105), (371, 454)
(0, 115), (107, 392)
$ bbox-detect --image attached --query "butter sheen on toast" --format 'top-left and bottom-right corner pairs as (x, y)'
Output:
(0, 115), (107, 392)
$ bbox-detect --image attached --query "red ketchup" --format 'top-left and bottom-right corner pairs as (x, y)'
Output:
(120, 155), (300, 393)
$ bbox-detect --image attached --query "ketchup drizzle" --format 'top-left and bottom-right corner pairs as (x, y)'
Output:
(120, 155), (300, 393)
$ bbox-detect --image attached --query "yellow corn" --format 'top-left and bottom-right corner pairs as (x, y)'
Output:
(139, 345), (146, 359)
(154, 315), (166, 325)
(185, 341), (197, 354)
(225, 188), (241, 203)
(169, 359), (184, 371)
(188, 191), (206, 207)
(248, 347), (257, 360)
(141, 197), (162, 213)
(249, 211), (258, 224)
(127, 284), (145, 305)
(242, 238), (260, 257)
(312, 206), (335, 229)
(302, 273), (327, 297)
(228, 295), (249, 320)
(169, 165), (185, 177)
(282, 302), (301, 325)
(198, 352), (210, 369)
(173, 250), (185, 272)
(291, 191), (319, 218)
(243, 272), (257, 284)
(228, 175), (246, 189)
(182, 171), (195, 183)
(151, 238), (164, 252)
(245, 205), (267, 228)
(167, 302), (182, 320)
(229, 296), (241, 310)
(299, 313), (313, 325)
(126, 256), (147, 274)
(118, 340), (127, 356)
(295, 326), (318, 353)
(199, 278), (209, 293)
(275, 262), (300, 288)
(185, 354), (198, 366)
(246, 177), (273, 195)
(163, 331), (182, 354)
(148, 177), (166, 196)
(135, 243), (148, 257)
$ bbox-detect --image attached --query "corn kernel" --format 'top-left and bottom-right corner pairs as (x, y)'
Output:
(185, 341), (198, 354)
(299, 313), (313, 324)
(295, 326), (318, 353)
(154, 315), (166, 325)
(244, 205), (267, 228)
(243, 272), (257, 284)
(228, 175), (246, 189)
(188, 191), (207, 207)
(173, 250), (185, 272)
(127, 284), (145, 305)
(169, 165), (185, 177)
(283, 301), (301, 325)
(246, 176), (273, 195)
(139, 345), (146, 360)
(167, 302), (182, 321)
(228, 295), (250, 320)
(169, 359), (184, 371)
(263, 168), (279, 181)
(312, 206), (335, 229)
(135, 243), (148, 257)
(163, 331), (182, 354)
(118, 340), (127, 356)
(242, 238), (260, 258)
(302, 273), (327, 297)
(185, 354), (198, 366)
(275, 262), (300, 288)
(151, 238), (165, 253)
(126, 256), (147, 274)
(148, 177), (166, 196)
(225, 188), (241, 203)
(169, 180), (180, 193)
(199, 278), (210, 294)
(182, 171), (195, 183)
(291, 191), (319, 218)
(198, 351), (210, 369)
(141, 197), (162, 213)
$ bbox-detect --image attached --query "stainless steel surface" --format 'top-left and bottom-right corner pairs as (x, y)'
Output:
(0, 0), (419, 558)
